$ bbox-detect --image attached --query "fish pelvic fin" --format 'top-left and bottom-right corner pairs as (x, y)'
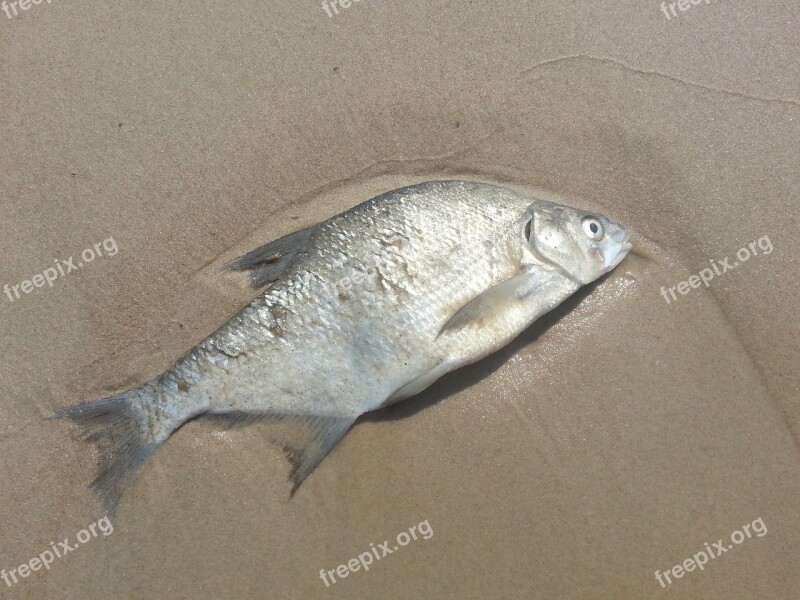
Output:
(207, 411), (356, 495)
(437, 271), (544, 337)
(225, 224), (318, 289)
(384, 359), (459, 406)
(49, 390), (161, 518)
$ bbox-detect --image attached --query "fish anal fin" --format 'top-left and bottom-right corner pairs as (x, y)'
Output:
(276, 415), (354, 495)
(206, 411), (355, 494)
(226, 225), (318, 289)
(437, 272), (543, 337)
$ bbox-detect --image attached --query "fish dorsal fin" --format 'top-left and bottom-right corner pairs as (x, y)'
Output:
(207, 411), (355, 494)
(226, 224), (318, 288)
(438, 271), (543, 337)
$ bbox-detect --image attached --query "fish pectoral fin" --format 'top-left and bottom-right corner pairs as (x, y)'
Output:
(437, 271), (543, 337)
(225, 224), (319, 288)
(208, 411), (355, 495)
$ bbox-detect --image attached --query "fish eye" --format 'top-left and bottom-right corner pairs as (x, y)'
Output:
(582, 216), (604, 241)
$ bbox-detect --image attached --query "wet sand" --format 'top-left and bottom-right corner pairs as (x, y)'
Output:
(1, 2), (798, 598)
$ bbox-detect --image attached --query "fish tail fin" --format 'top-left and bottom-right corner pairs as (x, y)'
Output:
(50, 389), (160, 517)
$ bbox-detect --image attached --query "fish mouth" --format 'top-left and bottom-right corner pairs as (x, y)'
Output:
(621, 236), (633, 254)
(606, 231), (632, 271)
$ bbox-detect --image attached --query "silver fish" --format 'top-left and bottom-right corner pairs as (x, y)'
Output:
(53, 180), (632, 515)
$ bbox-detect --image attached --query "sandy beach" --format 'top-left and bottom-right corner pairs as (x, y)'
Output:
(0, 2), (798, 598)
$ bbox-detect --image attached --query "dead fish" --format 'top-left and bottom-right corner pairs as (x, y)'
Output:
(52, 180), (632, 515)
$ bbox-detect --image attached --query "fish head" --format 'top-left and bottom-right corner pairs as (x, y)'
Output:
(524, 200), (632, 284)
